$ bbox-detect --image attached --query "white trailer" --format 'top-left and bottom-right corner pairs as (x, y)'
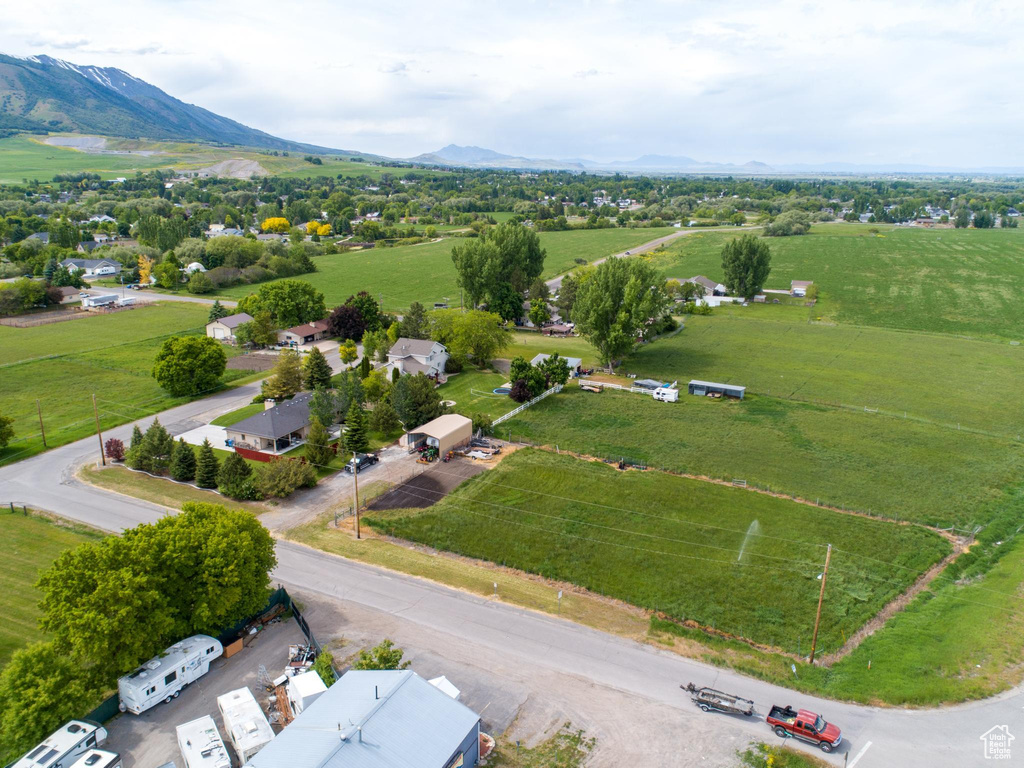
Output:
(653, 386), (679, 402)
(287, 670), (328, 715)
(176, 716), (231, 768)
(118, 634), (223, 714)
(68, 750), (122, 768)
(217, 687), (274, 762)
(12, 721), (108, 768)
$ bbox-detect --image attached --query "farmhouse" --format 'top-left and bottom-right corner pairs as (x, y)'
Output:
(206, 312), (254, 343)
(684, 275), (727, 297)
(60, 258), (121, 277)
(246, 670), (482, 768)
(386, 337), (449, 379)
(225, 393), (313, 453)
(688, 379), (746, 399)
(402, 413), (473, 455)
(277, 319), (329, 346)
(791, 280), (814, 297)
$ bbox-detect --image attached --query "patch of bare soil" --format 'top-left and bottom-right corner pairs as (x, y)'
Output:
(193, 158), (270, 178)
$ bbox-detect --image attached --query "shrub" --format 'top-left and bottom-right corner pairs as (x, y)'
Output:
(217, 452), (256, 499)
(509, 379), (531, 403)
(352, 639), (409, 670)
(104, 438), (125, 462)
(256, 459), (317, 498)
(187, 271), (214, 294)
(472, 413), (493, 435)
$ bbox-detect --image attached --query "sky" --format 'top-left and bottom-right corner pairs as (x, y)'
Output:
(1, 0), (1022, 167)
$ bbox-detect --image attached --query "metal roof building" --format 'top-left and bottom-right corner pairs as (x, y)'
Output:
(688, 379), (746, 399)
(246, 670), (481, 768)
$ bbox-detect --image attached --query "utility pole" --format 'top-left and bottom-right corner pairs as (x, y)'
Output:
(92, 394), (106, 466)
(809, 543), (832, 664)
(36, 400), (46, 448)
(352, 451), (360, 539)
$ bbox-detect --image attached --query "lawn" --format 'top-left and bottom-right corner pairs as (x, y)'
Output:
(503, 332), (598, 367)
(649, 223), (1024, 340)
(503, 388), (1023, 528)
(365, 449), (949, 654)
(436, 369), (515, 421)
(0, 511), (103, 668)
(0, 303), (256, 465)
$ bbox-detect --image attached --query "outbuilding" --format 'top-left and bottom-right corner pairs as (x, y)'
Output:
(82, 294), (118, 309)
(403, 413), (473, 455)
(688, 380), (746, 400)
(206, 313), (254, 343)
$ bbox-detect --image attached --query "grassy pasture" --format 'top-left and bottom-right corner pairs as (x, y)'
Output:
(0, 511), (102, 668)
(0, 303), (253, 465)
(0, 135), (174, 182)
(366, 449), (948, 654)
(504, 388), (1023, 528)
(436, 369), (515, 421)
(650, 224), (1024, 340)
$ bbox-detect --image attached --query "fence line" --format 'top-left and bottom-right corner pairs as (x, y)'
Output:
(493, 383), (563, 426)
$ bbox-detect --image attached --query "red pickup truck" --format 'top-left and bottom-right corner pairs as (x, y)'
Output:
(766, 705), (843, 753)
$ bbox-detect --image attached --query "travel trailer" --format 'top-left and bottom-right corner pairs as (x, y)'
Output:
(68, 750), (122, 768)
(118, 635), (223, 714)
(652, 387), (679, 402)
(176, 716), (231, 768)
(12, 721), (108, 768)
(216, 687), (274, 762)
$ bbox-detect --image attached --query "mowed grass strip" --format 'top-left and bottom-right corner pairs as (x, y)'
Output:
(0, 511), (103, 668)
(650, 223), (1024, 340)
(504, 388), (1023, 528)
(0, 303), (254, 464)
(365, 449), (948, 654)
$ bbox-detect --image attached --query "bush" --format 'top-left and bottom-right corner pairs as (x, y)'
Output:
(217, 451), (256, 498)
(472, 413), (493, 435)
(104, 438), (125, 462)
(443, 355), (464, 374)
(510, 379), (531, 403)
(256, 459), (317, 498)
(187, 271), (214, 294)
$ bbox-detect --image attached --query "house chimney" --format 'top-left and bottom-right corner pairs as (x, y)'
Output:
(264, 399), (276, 411)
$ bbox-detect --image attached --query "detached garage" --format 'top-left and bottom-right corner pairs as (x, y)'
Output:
(403, 414), (473, 455)
(688, 379), (746, 400)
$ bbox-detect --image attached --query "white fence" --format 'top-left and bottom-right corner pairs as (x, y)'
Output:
(493, 384), (563, 426)
(579, 378), (654, 395)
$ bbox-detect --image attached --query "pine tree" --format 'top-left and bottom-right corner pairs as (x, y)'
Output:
(359, 355), (371, 380)
(195, 439), (220, 488)
(303, 347), (333, 390)
(305, 416), (332, 469)
(208, 300), (229, 323)
(342, 400), (369, 454)
(169, 438), (197, 482)
(217, 452), (253, 498)
(263, 349), (304, 399)
(391, 367), (401, 384)
(129, 425), (144, 451)
(141, 418), (174, 473)
(369, 400), (401, 435)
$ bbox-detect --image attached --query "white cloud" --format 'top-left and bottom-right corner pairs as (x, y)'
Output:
(2, 0), (1022, 166)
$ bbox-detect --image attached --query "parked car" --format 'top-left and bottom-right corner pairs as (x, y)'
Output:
(766, 705), (842, 752)
(344, 452), (380, 474)
(78, 292), (90, 298)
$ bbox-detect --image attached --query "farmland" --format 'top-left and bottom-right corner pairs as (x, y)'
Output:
(649, 224), (1024, 340)
(366, 449), (949, 654)
(0, 511), (102, 669)
(502, 387), (1022, 528)
(0, 303), (254, 465)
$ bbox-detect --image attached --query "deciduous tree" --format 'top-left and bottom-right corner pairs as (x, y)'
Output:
(152, 336), (227, 397)
(238, 280), (326, 327)
(428, 308), (510, 367)
(721, 234), (772, 299)
(352, 639), (410, 670)
(339, 338), (358, 365)
(263, 349), (304, 399)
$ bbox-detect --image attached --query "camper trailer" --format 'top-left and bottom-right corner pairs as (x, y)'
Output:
(118, 635), (223, 714)
(217, 687), (274, 762)
(652, 387), (679, 402)
(68, 750), (122, 768)
(12, 721), (108, 768)
(176, 716), (231, 768)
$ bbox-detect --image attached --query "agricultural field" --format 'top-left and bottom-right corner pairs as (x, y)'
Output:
(366, 449), (949, 655)
(0, 134), (174, 183)
(0, 511), (103, 669)
(503, 387), (1023, 529)
(649, 223), (1024, 340)
(0, 303), (254, 465)
(538, 226), (676, 275)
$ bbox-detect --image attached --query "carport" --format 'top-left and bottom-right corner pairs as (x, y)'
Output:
(402, 414), (473, 455)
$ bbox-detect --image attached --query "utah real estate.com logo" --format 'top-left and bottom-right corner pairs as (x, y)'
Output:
(980, 725), (1013, 760)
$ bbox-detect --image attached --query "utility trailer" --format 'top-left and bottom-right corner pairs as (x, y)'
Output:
(681, 683), (754, 716)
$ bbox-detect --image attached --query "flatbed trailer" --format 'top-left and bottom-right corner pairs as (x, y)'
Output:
(681, 683), (754, 716)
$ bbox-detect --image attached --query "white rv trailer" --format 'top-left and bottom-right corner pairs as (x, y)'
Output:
(176, 715), (231, 768)
(12, 721), (108, 768)
(216, 687), (274, 762)
(68, 750), (122, 768)
(118, 634), (223, 714)
(287, 669), (328, 715)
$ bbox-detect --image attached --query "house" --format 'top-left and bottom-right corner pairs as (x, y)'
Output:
(542, 323), (574, 336)
(89, 214), (117, 224)
(401, 414), (473, 455)
(684, 275), (727, 297)
(25, 232), (50, 245)
(688, 379), (746, 399)
(246, 670), (482, 768)
(76, 241), (102, 254)
(209, 228), (244, 238)
(791, 280), (814, 297)
(206, 313), (254, 343)
(225, 393), (313, 453)
(60, 258), (121, 277)
(277, 319), (329, 346)
(57, 286), (80, 304)
(386, 337), (449, 379)
(530, 353), (583, 374)
(184, 261), (207, 274)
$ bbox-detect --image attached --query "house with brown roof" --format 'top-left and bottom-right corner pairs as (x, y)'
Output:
(385, 338), (449, 379)
(278, 319), (330, 346)
(684, 275), (727, 296)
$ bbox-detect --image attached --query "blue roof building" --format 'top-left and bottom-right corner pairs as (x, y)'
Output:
(247, 670), (481, 768)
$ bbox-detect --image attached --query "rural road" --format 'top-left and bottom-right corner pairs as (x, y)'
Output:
(0, 390), (1019, 766)
(79, 285), (236, 308)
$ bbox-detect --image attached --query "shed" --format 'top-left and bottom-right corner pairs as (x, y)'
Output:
(404, 414), (473, 455)
(206, 313), (254, 342)
(688, 380), (746, 399)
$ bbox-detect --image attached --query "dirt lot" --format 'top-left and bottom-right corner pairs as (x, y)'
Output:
(226, 353), (279, 371)
(367, 455), (487, 510)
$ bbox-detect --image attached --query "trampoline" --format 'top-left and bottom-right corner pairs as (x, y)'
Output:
(493, 387), (512, 395)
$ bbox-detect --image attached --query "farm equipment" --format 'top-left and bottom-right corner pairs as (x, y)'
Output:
(681, 683), (755, 716)
(417, 446), (439, 463)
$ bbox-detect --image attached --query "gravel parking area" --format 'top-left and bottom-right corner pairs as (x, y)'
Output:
(367, 455), (486, 510)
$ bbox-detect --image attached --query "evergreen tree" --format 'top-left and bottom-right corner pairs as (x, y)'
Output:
(359, 354), (371, 379)
(308, 386), (338, 427)
(263, 349), (304, 399)
(195, 439), (220, 488)
(169, 438), (197, 482)
(304, 416), (333, 469)
(391, 367), (401, 384)
(369, 400), (401, 434)
(303, 346), (333, 390)
(142, 418), (174, 473)
(208, 300), (229, 323)
(343, 400), (369, 453)
(130, 425), (144, 451)
(217, 452), (253, 498)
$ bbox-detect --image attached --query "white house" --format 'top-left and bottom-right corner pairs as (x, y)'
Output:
(386, 337), (449, 379)
(60, 258), (121, 278)
(206, 313), (254, 343)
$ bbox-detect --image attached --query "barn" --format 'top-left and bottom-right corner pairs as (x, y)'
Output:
(688, 380), (746, 399)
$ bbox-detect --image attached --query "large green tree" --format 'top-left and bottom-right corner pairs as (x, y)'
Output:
(303, 346), (333, 390)
(263, 349), (304, 400)
(391, 373), (444, 430)
(305, 416), (333, 469)
(450, 220), (545, 310)
(152, 336), (227, 397)
(342, 400), (369, 454)
(170, 438), (196, 482)
(721, 234), (772, 299)
(428, 308), (510, 367)
(195, 439), (220, 488)
(237, 279), (326, 327)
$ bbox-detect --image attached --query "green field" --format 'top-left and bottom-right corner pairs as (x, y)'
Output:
(367, 449), (948, 653)
(537, 227), (676, 275)
(210, 402), (266, 427)
(504, 387), (1022, 528)
(0, 303), (255, 465)
(0, 135), (176, 182)
(436, 369), (515, 421)
(0, 512), (102, 668)
(650, 224), (1024, 340)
